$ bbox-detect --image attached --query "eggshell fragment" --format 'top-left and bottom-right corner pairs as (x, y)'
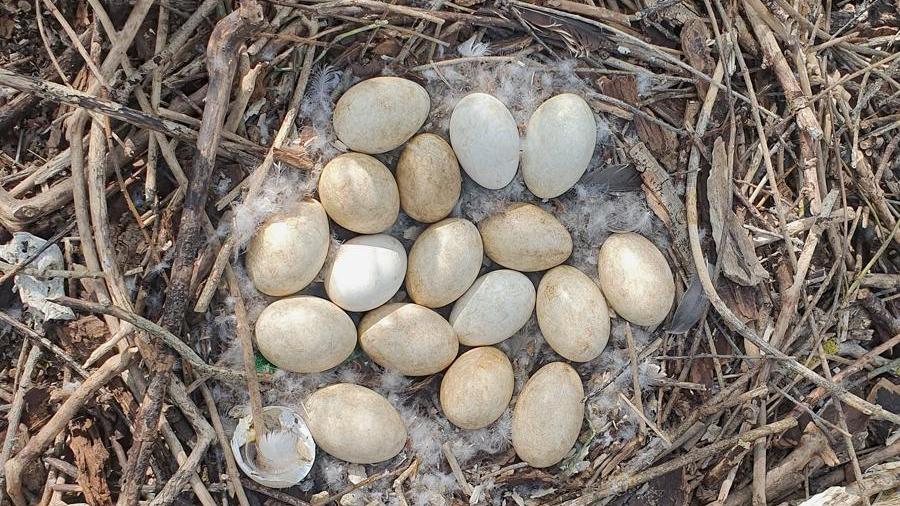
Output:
(396, 133), (461, 223)
(305, 384), (407, 464)
(359, 303), (459, 376)
(597, 232), (675, 326)
(536, 265), (610, 362)
(450, 270), (535, 346)
(325, 234), (407, 312)
(478, 203), (572, 271)
(512, 362), (584, 468)
(449, 93), (519, 189)
(440, 347), (514, 429)
(245, 200), (329, 296)
(318, 153), (399, 234)
(332, 77), (430, 154)
(254, 297), (356, 373)
(231, 406), (315, 488)
(523, 94), (597, 198)
(406, 217), (483, 308)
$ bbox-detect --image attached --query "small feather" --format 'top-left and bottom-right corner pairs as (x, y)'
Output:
(581, 164), (643, 192)
(666, 266), (709, 334)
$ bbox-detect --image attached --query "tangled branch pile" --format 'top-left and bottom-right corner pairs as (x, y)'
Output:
(0, 0), (898, 504)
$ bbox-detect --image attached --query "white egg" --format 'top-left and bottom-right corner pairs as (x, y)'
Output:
(597, 232), (675, 326)
(440, 347), (514, 429)
(512, 362), (584, 468)
(324, 234), (407, 312)
(478, 203), (573, 272)
(523, 94), (597, 198)
(359, 303), (459, 376)
(396, 133), (461, 223)
(536, 265), (610, 362)
(318, 153), (399, 234)
(245, 199), (329, 296)
(449, 93), (520, 189)
(406, 217), (483, 308)
(305, 384), (407, 464)
(450, 270), (535, 346)
(254, 297), (356, 373)
(332, 77), (430, 154)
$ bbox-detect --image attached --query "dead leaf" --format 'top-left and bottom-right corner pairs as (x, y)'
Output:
(69, 418), (113, 506)
(708, 137), (769, 286)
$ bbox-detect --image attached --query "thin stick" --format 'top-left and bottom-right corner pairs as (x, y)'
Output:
(0, 345), (40, 504)
(624, 323), (646, 436)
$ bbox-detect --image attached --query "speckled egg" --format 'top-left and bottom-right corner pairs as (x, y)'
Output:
(597, 233), (675, 326)
(450, 270), (535, 346)
(478, 203), (572, 272)
(440, 347), (514, 429)
(406, 217), (483, 308)
(536, 265), (610, 362)
(359, 303), (459, 376)
(318, 153), (399, 234)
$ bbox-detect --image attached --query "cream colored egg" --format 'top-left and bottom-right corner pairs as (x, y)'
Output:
(245, 200), (329, 296)
(450, 270), (535, 346)
(523, 94), (597, 198)
(325, 234), (407, 312)
(305, 384), (407, 464)
(332, 77), (430, 154)
(536, 265), (610, 362)
(478, 203), (573, 272)
(440, 347), (514, 429)
(406, 217), (483, 308)
(396, 133), (461, 223)
(318, 153), (399, 234)
(512, 362), (584, 468)
(597, 233), (675, 326)
(449, 93), (519, 189)
(359, 303), (459, 376)
(254, 297), (356, 373)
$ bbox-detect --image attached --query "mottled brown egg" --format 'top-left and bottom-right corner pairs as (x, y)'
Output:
(406, 217), (483, 308)
(440, 347), (514, 429)
(597, 232), (674, 326)
(396, 133), (461, 223)
(359, 303), (459, 376)
(318, 153), (399, 234)
(479, 203), (572, 272)
(304, 384), (407, 464)
(512, 362), (584, 468)
(536, 265), (610, 362)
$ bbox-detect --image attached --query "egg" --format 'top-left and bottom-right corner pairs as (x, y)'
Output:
(359, 303), (459, 376)
(449, 93), (519, 189)
(318, 153), (399, 234)
(478, 203), (573, 272)
(305, 384), (407, 464)
(254, 297), (356, 373)
(440, 347), (514, 429)
(450, 270), (535, 346)
(324, 235), (407, 312)
(245, 200), (329, 296)
(512, 362), (584, 468)
(396, 133), (461, 223)
(406, 217), (483, 308)
(332, 77), (430, 154)
(536, 265), (610, 362)
(522, 94), (597, 198)
(597, 232), (675, 326)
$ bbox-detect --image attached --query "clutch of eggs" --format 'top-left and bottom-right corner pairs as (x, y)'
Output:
(243, 76), (677, 476)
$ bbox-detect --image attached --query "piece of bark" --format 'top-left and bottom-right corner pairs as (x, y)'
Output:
(798, 462), (900, 506)
(708, 137), (769, 286)
(680, 18), (713, 98)
(69, 418), (113, 506)
(627, 140), (693, 272)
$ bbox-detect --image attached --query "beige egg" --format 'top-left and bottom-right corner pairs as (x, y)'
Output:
(406, 217), (483, 308)
(536, 266), (610, 362)
(359, 303), (459, 376)
(597, 233), (675, 326)
(440, 347), (514, 429)
(479, 203), (573, 272)
(396, 133), (461, 223)
(325, 234), (407, 312)
(523, 94), (597, 198)
(305, 384), (407, 464)
(449, 93), (520, 189)
(512, 362), (584, 468)
(254, 297), (356, 373)
(332, 77), (430, 154)
(450, 270), (535, 346)
(245, 200), (329, 296)
(318, 153), (400, 234)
